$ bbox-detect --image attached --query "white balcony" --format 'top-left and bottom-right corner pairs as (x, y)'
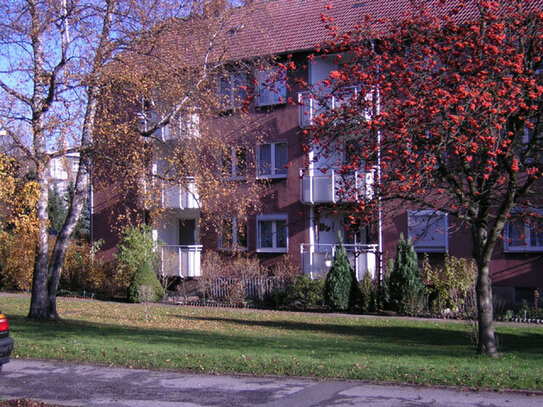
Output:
(300, 168), (374, 204)
(162, 180), (200, 210)
(159, 245), (202, 278)
(158, 113), (200, 142)
(298, 86), (362, 128)
(300, 243), (378, 280)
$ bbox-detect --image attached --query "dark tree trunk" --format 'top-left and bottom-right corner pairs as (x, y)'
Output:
(472, 222), (499, 357)
(475, 261), (498, 357)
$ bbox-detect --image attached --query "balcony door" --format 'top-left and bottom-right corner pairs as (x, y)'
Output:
(179, 219), (196, 245)
(317, 211), (366, 246)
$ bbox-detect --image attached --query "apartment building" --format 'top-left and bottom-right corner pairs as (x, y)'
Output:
(92, 0), (543, 305)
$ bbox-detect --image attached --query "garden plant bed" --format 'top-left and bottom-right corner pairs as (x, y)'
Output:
(1, 295), (542, 391)
(0, 400), (59, 407)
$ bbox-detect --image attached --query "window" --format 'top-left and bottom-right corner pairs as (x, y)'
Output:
(160, 112), (200, 141)
(407, 210), (448, 253)
(258, 142), (287, 178)
(257, 214), (288, 252)
(218, 72), (247, 110)
(180, 112), (200, 138)
(219, 217), (248, 250)
(504, 210), (543, 252)
(222, 146), (247, 179)
(255, 67), (287, 107)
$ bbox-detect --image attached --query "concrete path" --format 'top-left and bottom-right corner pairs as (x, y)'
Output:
(1, 359), (542, 406)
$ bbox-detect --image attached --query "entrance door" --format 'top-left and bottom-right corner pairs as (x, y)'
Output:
(179, 219), (196, 245)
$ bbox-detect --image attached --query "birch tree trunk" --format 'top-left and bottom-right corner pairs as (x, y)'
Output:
(27, 0), (114, 321)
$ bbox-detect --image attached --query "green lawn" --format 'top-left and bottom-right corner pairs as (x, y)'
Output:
(2, 295), (543, 390)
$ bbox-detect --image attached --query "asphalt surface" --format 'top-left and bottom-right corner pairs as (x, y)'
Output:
(1, 359), (542, 406)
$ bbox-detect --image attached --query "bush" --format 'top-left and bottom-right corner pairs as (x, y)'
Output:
(388, 234), (426, 314)
(198, 251), (267, 304)
(324, 243), (353, 311)
(0, 230), (34, 291)
(128, 261), (164, 303)
(422, 253), (477, 317)
(59, 239), (106, 293)
(116, 224), (158, 294)
(272, 275), (324, 308)
(0, 176), (39, 292)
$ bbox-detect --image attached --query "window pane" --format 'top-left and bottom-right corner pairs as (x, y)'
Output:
(508, 220), (526, 246)
(237, 222), (248, 248)
(276, 220), (287, 248)
(273, 69), (287, 104)
(274, 143), (287, 175)
(407, 211), (447, 251)
(256, 68), (287, 106)
(256, 70), (271, 106)
(233, 73), (247, 107)
(235, 146), (246, 176)
(222, 150), (233, 176)
(218, 75), (232, 108)
(259, 221), (273, 248)
(221, 219), (233, 248)
(530, 222), (543, 247)
(259, 144), (272, 175)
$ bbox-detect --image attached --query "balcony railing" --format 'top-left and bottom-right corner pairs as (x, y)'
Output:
(159, 245), (202, 278)
(300, 168), (374, 204)
(298, 86), (361, 128)
(162, 180), (200, 210)
(300, 243), (378, 280)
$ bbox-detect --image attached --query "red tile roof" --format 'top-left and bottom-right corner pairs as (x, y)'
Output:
(221, 0), (543, 59)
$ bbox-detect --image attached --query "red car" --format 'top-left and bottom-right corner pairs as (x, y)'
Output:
(0, 311), (13, 372)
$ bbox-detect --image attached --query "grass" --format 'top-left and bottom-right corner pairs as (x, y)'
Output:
(2, 295), (543, 391)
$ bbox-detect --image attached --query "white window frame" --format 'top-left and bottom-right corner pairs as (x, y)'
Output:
(256, 214), (288, 253)
(222, 146), (247, 180)
(255, 67), (287, 107)
(407, 210), (449, 253)
(504, 209), (543, 253)
(218, 72), (247, 110)
(257, 141), (288, 179)
(219, 217), (248, 251)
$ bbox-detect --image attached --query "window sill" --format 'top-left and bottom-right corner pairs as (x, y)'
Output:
(257, 174), (287, 180)
(256, 247), (288, 253)
(413, 246), (448, 253)
(219, 247), (248, 252)
(504, 246), (543, 253)
(255, 101), (286, 109)
(224, 175), (247, 181)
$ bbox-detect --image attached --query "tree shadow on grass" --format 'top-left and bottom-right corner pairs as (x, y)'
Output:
(179, 314), (543, 358)
(7, 314), (543, 362)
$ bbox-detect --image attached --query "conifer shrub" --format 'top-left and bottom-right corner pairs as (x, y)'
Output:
(359, 272), (374, 312)
(388, 234), (426, 314)
(128, 261), (164, 303)
(324, 243), (353, 311)
(348, 269), (363, 311)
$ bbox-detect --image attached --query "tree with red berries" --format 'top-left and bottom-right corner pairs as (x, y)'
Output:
(307, 0), (543, 356)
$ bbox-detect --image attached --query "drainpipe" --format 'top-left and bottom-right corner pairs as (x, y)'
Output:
(371, 39), (384, 285)
(309, 205), (315, 279)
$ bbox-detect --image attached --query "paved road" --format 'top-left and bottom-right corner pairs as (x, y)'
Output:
(1, 359), (542, 407)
